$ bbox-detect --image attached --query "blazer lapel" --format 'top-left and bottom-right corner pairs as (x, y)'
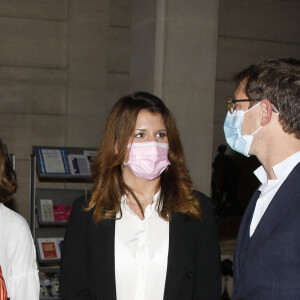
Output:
(91, 218), (117, 300)
(90, 213), (189, 300)
(239, 163), (300, 281)
(164, 213), (187, 300)
(234, 189), (259, 282)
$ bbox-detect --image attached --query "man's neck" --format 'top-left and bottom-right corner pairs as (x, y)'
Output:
(257, 139), (300, 180)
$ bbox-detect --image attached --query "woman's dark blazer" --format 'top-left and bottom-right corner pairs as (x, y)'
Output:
(60, 190), (221, 300)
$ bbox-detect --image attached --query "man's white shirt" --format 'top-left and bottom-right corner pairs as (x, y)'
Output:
(250, 151), (300, 237)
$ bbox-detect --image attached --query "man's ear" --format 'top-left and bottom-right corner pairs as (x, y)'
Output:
(260, 99), (273, 126)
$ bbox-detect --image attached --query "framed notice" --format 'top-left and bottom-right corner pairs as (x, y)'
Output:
(38, 237), (64, 260)
(37, 148), (70, 174)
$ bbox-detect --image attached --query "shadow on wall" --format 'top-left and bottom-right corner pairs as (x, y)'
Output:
(211, 146), (260, 298)
(211, 144), (260, 217)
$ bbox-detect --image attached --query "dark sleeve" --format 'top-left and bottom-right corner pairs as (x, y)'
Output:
(60, 194), (92, 300)
(193, 190), (222, 300)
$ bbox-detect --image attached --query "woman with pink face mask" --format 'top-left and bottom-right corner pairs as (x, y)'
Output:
(60, 92), (221, 300)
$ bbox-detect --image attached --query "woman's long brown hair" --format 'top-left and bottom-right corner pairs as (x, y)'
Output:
(0, 139), (17, 203)
(88, 92), (201, 223)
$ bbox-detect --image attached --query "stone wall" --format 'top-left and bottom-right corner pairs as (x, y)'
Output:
(0, 0), (131, 220)
(213, 0), (300, 158)
(1, 0), (300, 221)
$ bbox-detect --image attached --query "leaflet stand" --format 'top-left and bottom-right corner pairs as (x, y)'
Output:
(30, 146), (96, 300)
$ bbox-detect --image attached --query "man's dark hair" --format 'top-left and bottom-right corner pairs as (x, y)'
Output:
(235, 58), (300, 139)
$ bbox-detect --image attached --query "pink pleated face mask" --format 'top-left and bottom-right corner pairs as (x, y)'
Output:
(123, 142), (171, 180)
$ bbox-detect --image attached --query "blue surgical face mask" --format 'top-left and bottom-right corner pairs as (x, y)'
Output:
(223, 103), (262, 157)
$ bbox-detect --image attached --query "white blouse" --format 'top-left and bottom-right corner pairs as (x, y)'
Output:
(0, 203), (39, 300)
(115, 192), (169, 300)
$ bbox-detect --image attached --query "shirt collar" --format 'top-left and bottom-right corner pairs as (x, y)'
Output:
(254, 151), (300, 191)
(121, 190), (161, 219)
(121, 190), (160, 206)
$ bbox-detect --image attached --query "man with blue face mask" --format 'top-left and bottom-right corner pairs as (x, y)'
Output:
(223, 58), (300, 300)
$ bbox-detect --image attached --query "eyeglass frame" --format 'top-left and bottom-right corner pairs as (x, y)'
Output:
(226, 97), (279, 114)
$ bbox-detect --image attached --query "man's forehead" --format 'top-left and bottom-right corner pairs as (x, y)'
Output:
(234, 79), (247, 99)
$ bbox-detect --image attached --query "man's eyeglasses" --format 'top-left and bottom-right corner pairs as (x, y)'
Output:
(226, 98), (279, 114)
(226, 98), (262, 114)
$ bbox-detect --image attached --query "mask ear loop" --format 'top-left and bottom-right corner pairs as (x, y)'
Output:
(245, 101), (261, 114)
(251, 125), (262, 136)
(250, 100), (278, 135)
(245, 102), (263, 136)
(245, 100), (279, 114)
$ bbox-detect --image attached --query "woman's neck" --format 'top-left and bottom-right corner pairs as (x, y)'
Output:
(122, 165), (160, 218)
(122, 165), (160, 198)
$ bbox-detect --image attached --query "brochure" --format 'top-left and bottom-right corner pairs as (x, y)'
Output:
(37, 148), (70, 174)
(40, 199), (54, 222)
(52, 205), (66, 222)
(68, 154), (91, 175)
(38, 237), (64, 260)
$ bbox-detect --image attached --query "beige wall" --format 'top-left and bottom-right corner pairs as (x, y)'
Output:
(1, 0), (300, 221)
(130, 0), (219, 195)
(213, 0), (300, 159)
(0, 0), (131, 221)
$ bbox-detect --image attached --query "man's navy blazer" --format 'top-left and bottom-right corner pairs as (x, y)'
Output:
(60, 191), (221, 300)
(234, 162), (300, 300)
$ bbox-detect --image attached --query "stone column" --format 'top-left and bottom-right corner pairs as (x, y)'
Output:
(130, 0), (219, 195)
